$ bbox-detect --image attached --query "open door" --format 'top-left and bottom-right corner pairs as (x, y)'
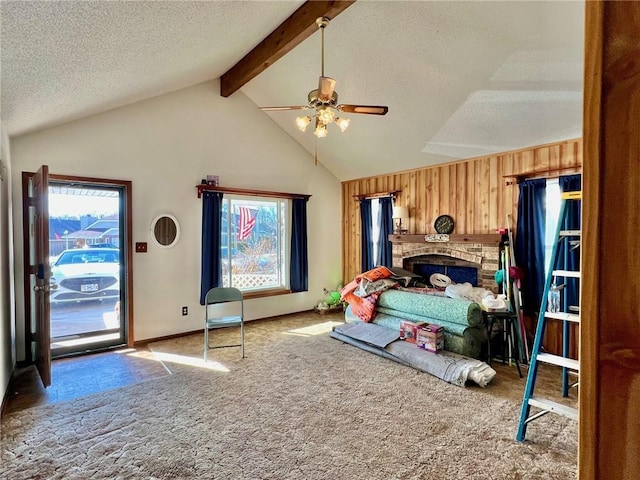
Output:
(31, 165), (51, 386)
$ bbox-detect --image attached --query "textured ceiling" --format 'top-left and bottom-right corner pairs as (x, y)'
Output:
(1, 1), (584, 181)
(0, 0), (303, 136)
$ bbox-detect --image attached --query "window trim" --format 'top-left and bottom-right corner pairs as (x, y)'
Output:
(243, 288), (291, 300)
(221, 194), (290, 293)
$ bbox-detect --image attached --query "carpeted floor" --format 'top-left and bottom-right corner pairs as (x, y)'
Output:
(1, 312), (577, 479)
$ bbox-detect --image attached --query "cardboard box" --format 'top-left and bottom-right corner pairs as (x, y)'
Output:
(416, 323), (445, 353)
(399, 321), (426, 343)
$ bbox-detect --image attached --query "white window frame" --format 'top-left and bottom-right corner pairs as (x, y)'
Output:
(544, 179), (561, 275)
(221, 194), (291, 293)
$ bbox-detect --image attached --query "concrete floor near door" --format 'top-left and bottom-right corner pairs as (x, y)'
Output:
(2, 346), (170, 415)
(51, 298), (120, 338)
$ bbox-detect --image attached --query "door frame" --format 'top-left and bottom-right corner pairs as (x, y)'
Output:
(21, 172), (134, 366)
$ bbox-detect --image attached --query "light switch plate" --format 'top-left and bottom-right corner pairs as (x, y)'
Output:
(135, 242), (148, 253)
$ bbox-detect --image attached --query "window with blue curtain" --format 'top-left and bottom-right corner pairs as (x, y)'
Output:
(290, 198), (308, 292)
(376, 197), (393, 267)
(200, 190), (309, 301)
(557, 174), (581, 309)
(200, 191), (223, 304)
(360, 198), (374, 272)
(361, 196), (394, 272)
(515, 178), (547, 315)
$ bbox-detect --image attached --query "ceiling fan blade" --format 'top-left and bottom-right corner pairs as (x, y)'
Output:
(259, 105), (311, 111)
(317, 76), (336, 102)
(337, 104), (389, 115)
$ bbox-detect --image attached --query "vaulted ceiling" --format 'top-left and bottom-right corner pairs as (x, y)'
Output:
(1, 1), (584, 181)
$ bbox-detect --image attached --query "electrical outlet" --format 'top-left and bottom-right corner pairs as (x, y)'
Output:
(182, 306), (188, 316)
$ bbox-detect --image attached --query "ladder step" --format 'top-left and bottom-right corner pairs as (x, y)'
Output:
(537, 353), (579, 370)
(544, 312), (580, 323)
(528, 397), (578, 420)
(561, 191), (582, 200)
(559, 230), (581, 237)
(552, 269), (581, 278)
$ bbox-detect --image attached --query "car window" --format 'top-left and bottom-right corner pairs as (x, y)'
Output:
(55, 250), (119, 265)
(55, 252), (82, 265)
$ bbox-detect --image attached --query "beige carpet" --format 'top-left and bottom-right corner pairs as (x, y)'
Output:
(1, 312), (577, 479)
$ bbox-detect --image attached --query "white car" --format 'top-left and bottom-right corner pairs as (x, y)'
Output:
(50, 248), (120, 304)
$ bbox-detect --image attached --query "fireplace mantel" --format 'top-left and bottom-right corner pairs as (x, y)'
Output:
(389, 233), (501, 245)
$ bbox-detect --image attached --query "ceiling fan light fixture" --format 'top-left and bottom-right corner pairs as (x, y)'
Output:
(296, 115), (312, 132)
(317, 106), (335, 125)
(314, 118), (328, 138)
(258, 16), (388, 143)
(335, 117), (350, 132)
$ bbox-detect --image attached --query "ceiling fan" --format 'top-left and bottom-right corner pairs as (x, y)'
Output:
(259, 17), (389, 139)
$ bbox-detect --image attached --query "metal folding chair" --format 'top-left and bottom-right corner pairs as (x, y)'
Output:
(203, 287), (245, 361)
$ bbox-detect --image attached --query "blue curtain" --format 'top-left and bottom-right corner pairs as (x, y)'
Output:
(200, 191), (223, 304)
(376, 197), (393, 267)
(515, 178), (547, 314)
(360, 199), (373, 272)
(290, 198), (309, 292)
(558, 174), (581, 309)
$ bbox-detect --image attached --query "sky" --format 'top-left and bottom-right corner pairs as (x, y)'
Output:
(49, 193), (118, 218)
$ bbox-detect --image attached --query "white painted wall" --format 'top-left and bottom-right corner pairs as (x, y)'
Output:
(11, 80), (342, 358)
(1, 120), (17, 401)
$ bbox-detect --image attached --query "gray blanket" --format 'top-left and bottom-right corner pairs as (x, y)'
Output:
(331, 323), (495, 387)
(333, 321), (400, 347)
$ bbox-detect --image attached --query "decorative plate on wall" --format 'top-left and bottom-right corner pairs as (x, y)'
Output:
(434, 214), (455, 234)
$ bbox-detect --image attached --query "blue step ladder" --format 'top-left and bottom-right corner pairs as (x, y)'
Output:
(516, 190), (581, 442)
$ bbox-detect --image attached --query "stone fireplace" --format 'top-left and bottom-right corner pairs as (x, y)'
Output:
(390, 234), (501, 292)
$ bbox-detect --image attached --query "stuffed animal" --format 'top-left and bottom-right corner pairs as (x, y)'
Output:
(323, 288), (341, 306)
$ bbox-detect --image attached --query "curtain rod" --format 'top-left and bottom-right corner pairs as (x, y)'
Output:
(503, 166), (581, 185)
(196, 184), (311, 200)
(352, 190), (401, 200)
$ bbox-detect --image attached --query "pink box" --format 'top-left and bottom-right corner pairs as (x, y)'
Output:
(416, 324), (444, 353)
(399, 321), (425, 344)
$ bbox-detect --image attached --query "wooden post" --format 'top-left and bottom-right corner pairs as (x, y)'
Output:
(581, 1), (640, 478)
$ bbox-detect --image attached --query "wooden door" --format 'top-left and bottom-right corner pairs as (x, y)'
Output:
(31, 165), (51, 387)
(581, 2), (640, 477)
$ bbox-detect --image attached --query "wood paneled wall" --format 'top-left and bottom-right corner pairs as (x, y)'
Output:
(341, 138), (582, 282)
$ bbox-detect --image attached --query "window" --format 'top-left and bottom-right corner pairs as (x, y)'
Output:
(544, 179), (561, 275)
(370, 199), (381, 264)
(220, 196), (289, 292)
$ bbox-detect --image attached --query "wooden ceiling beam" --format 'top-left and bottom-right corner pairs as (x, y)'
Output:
(220, 1), (355, 98)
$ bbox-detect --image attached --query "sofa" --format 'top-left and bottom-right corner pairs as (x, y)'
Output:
(344, 288), (487, 359)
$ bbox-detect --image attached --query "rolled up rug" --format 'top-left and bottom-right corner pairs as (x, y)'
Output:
(345, 306), (487, 359)
(376, 289), (484, 327)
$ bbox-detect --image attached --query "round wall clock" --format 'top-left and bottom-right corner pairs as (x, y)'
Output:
(434, 214), (455, 234)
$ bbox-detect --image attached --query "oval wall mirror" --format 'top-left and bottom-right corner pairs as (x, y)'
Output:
(151, 214), (180, 248)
